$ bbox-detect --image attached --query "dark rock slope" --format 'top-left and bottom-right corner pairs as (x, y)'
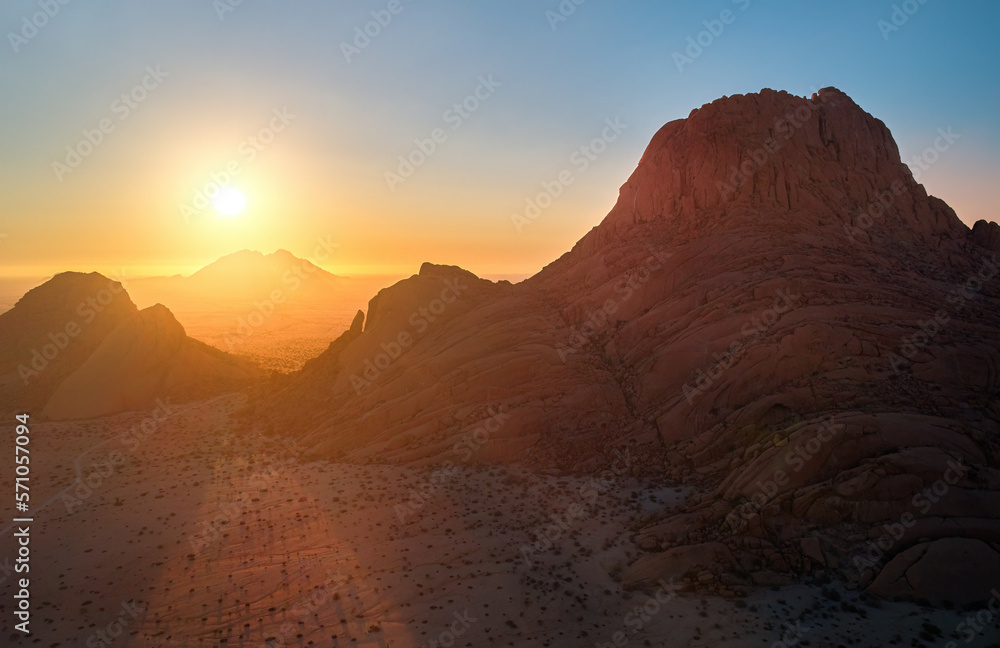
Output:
(258, 88), (1000, 604)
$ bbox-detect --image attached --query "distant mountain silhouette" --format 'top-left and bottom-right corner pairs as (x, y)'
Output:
(128, 249), (347, 306)
(124, 249), (394, 373)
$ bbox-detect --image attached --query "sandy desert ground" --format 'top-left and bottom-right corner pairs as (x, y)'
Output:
(1, 393), (998, 647)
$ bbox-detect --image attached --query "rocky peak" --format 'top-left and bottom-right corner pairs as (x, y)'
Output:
(972, 219), (1000, 251)
(588, 87), (964, 251)
(9, 271), (135, 315)
(134, 303), (188, 345)
(418, 262), (480, 281)
(363, 263), (493, 334)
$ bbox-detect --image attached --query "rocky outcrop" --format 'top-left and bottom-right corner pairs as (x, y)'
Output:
(0, 272), (138, 415)
(586, 88), (962, 248)
(868, 538), (1000, 606)
(256, 88), (1000, 601)
(42, 304), (263, 420)
(971, 219), (1000, 252)
(0, 272), (265, 421)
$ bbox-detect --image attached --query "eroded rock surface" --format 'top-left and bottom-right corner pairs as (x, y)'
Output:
(256, 88), (1000, 601)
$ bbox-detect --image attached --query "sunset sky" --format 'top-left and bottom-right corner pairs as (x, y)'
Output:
(1, 0), (997, 280)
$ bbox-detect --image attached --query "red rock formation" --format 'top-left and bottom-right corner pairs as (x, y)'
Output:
(0, 272), (137, 415)
(0, 272), (263, 420)
(257, 88), (1000, 602)
(972, 219), (1000, 252)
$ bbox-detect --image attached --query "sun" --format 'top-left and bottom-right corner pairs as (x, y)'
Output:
(213, 187), (246, 217)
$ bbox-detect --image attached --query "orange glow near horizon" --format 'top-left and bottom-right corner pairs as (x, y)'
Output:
(0, 102), (631, 284)
(1, 70), (994, 285)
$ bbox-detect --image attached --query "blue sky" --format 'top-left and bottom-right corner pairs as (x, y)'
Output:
(1, 0), (997, 277)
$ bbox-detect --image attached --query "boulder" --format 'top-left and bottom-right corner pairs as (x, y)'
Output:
(869, 538), (1000, 607)
(623, 542), (734, 590)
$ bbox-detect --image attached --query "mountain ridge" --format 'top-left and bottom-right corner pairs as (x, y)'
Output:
(3, 87), (998, 605)
(127, 247), (346, 307)
(0, 272), (263, 420)
(248, 87), (1000, 604)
